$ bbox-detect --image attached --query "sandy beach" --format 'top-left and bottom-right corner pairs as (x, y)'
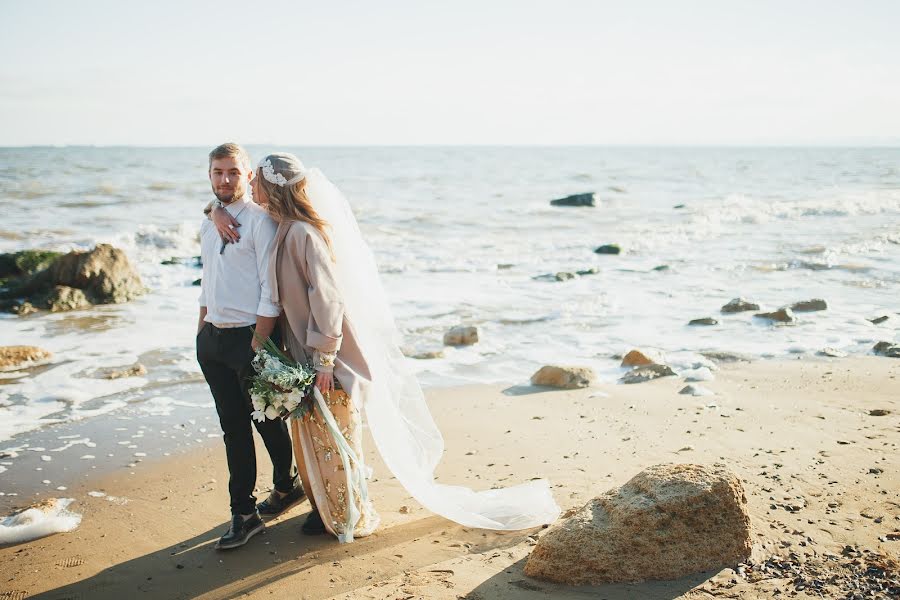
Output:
(0, 355), (897, 599)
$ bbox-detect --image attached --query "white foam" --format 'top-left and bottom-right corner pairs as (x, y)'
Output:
(682, 367), (715, 382)
(87, 491), (106, 498)
(0, 498), (82, 544)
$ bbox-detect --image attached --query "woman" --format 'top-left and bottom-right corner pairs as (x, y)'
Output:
(220, 152), (560, 543)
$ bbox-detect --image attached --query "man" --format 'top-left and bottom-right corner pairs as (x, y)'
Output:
(197, 142), (305, 550)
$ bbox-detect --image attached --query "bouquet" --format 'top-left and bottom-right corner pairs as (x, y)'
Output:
(249, 333), (317, 422)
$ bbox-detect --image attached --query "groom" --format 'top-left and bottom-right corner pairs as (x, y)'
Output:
(197, 142), (305, 550)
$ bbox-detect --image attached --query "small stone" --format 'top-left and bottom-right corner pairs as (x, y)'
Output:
(869, 409), (890, 417)
(620, 364), (676, 384)
(531, 365), (596, 389)
(443, 326), (479, 346)
(652, 265), (670, 271)
(868, 315), (889, 325)
(575, 267), (599, 276)
(410, 349), (444, 360)
(550, 193), (596, 207)
(755, 308), (795, 323)
(192, 278), (202, 286)
(721, 298), (760, 313)
(399, 505), (410, 514)
(873, 341), (900, 358)
(620, 349), (666, 367)
(817, 347), (847, 358)
(688, 318), (718, 326)
(98, 363), (147, 379)
(679, 384), (714, 396)
(594, 244), (621, 255)
(699, 351), (753, 364)
(789, 299), (828, 312)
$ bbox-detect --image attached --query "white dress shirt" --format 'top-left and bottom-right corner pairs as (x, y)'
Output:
(198, 198), (281, 326)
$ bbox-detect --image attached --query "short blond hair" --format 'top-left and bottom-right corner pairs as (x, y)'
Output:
(208, 142), (251, 171)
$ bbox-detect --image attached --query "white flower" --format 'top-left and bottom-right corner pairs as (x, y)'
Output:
(251, 409), (266, 423)
(264, 405), (280, 420)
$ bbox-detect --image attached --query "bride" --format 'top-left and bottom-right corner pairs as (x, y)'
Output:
(216, 152), (560, 542)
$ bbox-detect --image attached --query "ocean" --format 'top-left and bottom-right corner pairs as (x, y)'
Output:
(1, 146), (899, 446)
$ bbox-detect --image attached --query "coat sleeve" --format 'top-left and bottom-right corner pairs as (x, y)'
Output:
(304, 230), (344, 369)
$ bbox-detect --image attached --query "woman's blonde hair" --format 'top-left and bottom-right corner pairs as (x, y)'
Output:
(257, 172), (334, 257)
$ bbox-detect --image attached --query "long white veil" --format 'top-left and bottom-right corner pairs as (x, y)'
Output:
(303, 167), (560, 530)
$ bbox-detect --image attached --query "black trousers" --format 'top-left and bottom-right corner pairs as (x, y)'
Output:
(196, 323), (297, 515)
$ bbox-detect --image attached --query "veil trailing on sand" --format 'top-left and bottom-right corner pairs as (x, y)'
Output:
(266, 155), (560, 530)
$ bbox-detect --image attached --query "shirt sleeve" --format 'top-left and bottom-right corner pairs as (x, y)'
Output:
(304, 230), (344, 361)
(198, 221), (209, 307)
(254, 215), (282, 318)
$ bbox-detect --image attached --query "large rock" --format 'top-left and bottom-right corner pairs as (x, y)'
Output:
(2, 244), (145, 312)
(0, 346), (52, 370)
(720, 298), (759, 313)
(619, 364), (676, 384)
(550, 193), (595, 207)
(524, 463), (752, 585)
(443, 326), (479, 346)
(44, 244), (145, 304)
(530, 365), (595, 389)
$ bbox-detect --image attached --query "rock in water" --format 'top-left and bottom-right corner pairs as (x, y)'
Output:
(619, 364), (676, 384)
(443, 326), (479, 346)
(873, 341), (900, 358)
(524, 463), (752, 585)
(530, 365), (596, 389)
(790, 298), (828, 312)
(755, 307), (795, 323)
(0, 346), (52, 370)
(720, 298), (760, 313)
(688, 317), (718, 326)
(868, 315), (889, 325)
(620, 349), (666, 367)
(594, 244), (621, 255)
(46, 244), (145, 305)
(550, 193), (595, 207)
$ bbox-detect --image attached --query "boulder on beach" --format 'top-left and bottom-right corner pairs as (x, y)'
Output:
(524, 463), (752, 585)
(620, 348), (665, 368)
(550, 193), (595, 207)
(0, 346), (52, 370)
(594, 244), (621, 255)
(755, 307), (795, 323)
(790, 298), (828, 312)
(620, 364), (676, 384)
(679, 384), (714, 396)
(688, 317), (718, 326)
(1, 244), (145, 313)
(443, 326), (479, 346)
(530, 365), (595, 389)
(721, 298), (760, 313)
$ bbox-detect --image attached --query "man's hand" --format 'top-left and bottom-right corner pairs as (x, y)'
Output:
(315, 372), (334, 397)
(212, 206), (241, 243)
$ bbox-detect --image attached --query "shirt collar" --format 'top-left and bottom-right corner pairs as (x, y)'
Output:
(223, 197), (251, 216)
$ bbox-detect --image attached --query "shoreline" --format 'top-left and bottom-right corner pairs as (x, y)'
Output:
(1, 356), (897, 598)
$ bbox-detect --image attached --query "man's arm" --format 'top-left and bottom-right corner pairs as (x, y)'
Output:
(251, 315), (278, 351)
(198, 306), (208, 334)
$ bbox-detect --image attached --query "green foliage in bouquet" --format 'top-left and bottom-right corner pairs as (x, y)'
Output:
(249, 330), (317, 422)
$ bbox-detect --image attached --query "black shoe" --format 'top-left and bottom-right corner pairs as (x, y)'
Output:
(215, 513), (264, 550)
(301, 510), (326, 536)
(257, 484), (307, 518)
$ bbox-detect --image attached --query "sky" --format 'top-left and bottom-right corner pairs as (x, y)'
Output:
(2, 1), (899, 146)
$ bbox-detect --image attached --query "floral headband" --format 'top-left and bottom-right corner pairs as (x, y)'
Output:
(258, 157), (307, 187)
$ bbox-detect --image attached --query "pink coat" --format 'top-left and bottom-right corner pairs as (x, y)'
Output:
(268, 220), (372, 399)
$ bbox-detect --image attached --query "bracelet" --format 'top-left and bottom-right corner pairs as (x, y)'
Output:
(315, 350), (337, 369)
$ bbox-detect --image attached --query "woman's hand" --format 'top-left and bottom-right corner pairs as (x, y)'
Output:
(315, 371), (334, 397)
(212, 206), (241, 243)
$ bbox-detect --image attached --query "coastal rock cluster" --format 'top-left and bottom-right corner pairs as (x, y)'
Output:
(0, 245), (145, 314)
(525, 463), (752, 584)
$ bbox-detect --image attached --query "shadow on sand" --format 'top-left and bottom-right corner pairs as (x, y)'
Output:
(29, 511), (537, 600)
(464, 556), (716, 599)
